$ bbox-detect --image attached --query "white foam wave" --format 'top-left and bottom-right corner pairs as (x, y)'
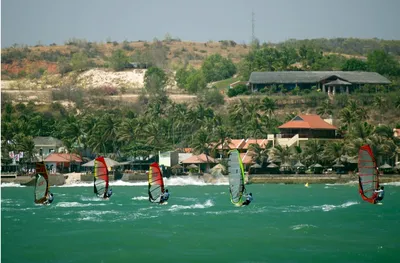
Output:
(180, 197), (198, 201)
(132, 196), (148, 200)
(206, 210), (241, 215)
(79, 210), (119, 216)
(1, 199), (15, 204)
(111, 180), (147, 186)
(168, 199), (214, 211)
(325, 181), (358, 186)
(56, 202), (106, 208)
(80, 196), (109, 202)
(58, 182), (92, 187)
(315, 201), (359, 212)
(164, 177), (207, 186)
(77, 216), (98, 222)
(164, 176), (228, 186)
(291, 224), (317, 231)
(282, 201), (359, 213)
(1, 182), (26, 187)
(382, 182), (400, 186)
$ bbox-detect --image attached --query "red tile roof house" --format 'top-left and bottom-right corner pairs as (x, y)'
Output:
(278, 114), (338, 140)
(44, 153), (83, 174)
(181, 153), (218, 173)
(212, 138), (272, 171)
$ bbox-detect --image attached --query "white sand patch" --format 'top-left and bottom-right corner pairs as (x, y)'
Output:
(78, 69), (146, 88)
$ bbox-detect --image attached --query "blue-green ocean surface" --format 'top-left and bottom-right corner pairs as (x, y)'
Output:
(1, 178), (400, 263)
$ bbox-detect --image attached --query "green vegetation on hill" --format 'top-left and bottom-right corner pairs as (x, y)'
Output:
(276, 38), (400, 57)
(2, 37), (400, 169)
(2, 90), (400, 169)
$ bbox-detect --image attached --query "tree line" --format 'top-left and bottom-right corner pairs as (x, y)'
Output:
(2, 87), (400, 169)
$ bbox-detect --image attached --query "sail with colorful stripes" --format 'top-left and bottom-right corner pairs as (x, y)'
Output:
(358, 145), (379, 204)
(94, 156), (109, 198)
(34, 162), (49, 204)
(148, 162), (164, 203)
(228, 150), (245, 206)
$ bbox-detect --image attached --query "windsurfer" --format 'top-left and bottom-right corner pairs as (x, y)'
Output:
(374, 186), (385, 204)
(104, 188), (113, 199)
(160, 189), (169, 203)
(44, 192), (54, 205)
(241, 193), (253, 206)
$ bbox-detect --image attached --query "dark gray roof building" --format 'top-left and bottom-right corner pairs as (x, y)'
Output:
(249, 71), (391, 84)
(248, 71), (391, 95)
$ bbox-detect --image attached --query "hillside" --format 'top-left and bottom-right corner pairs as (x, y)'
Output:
(3, 38), (400, 81)
(2, 37), (400, 128)
(1, 40), (248, 80)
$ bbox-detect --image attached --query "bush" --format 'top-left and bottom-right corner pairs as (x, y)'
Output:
(71, 52), (90, 72)
(227, 84), (248, 97)
(198, 88), (225, 107)
(304, 92), (327, 107)
(109, 49), (130, 71)
(201, 54), (236, 83)
(122, 41), (134, 51)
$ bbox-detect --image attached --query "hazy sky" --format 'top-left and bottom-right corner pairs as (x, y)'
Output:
(1, 0), (400, 47)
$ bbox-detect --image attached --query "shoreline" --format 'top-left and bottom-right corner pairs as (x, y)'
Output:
(248, 174), (400, 184)
(2, 174), (400, 186)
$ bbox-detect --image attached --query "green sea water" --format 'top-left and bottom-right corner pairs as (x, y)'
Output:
(1, 179), (400, 263)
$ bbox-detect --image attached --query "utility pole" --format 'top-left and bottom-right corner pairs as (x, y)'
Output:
(252, 11), (255, 43)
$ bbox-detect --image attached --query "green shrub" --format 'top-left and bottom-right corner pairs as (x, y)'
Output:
(199, 88), (224, 107)
(227, 84), (248, 97)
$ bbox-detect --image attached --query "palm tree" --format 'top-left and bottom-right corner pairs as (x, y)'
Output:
(366, 134), (389, 166)
(117, 118), (138, 143)
(60, 114), (87, 154)
(248, 143), (270, 166)
(142, 121), (170, 156)
(191, 127), (214, 172)
(374, 125), (399, 144)
(87, 113), (120, 155)
(260, 97), (277, 117)
(339, 108), (355, 132)
(323, 141), (344, 164)
(291, 145), (303, 163)
(348, 121), (374, 141)
(373, 95), (385, 124)
(270, 145), (292, 164)
(212, 126), (231, 158)
(316, 99), (333, 118)
(395, 96), (400, 109)
(303, 139), (324, 166)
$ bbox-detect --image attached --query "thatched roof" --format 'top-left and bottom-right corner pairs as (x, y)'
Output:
(379, 163), (392, 169)
(311, 163), (323, 168)
(211, 163), (226, 171)
(267, 163), (278, 168)
(250, 163), (262, 168)
(294, 161), (305, 167)
(249, 71), (390, 85)
(82, 157), (121, 167)
(333, 162), (345, 168)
